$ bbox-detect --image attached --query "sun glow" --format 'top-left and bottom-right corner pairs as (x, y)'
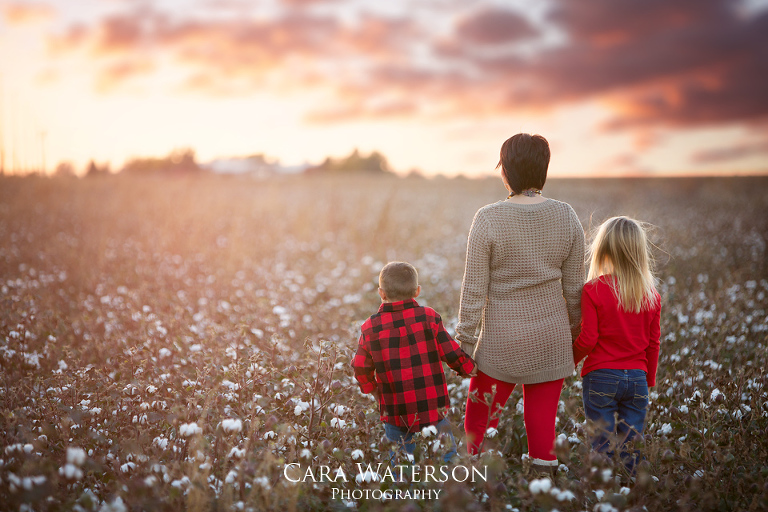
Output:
(1, 0), (766, 177)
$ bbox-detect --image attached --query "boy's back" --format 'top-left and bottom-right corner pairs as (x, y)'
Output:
(353, 298), (475, 430)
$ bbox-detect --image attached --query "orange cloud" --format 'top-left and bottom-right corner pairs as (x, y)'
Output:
(95, 58), (155, 92)
(305, 98), (417, 123)
(2, 2), (55, 25)
(48, 23), (90, 54)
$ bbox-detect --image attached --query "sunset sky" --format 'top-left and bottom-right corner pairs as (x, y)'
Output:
(1, 0), (767, 177)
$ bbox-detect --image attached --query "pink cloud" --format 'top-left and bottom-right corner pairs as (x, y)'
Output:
(455, 7), (539, 45)
(691, 139), (768, 164)
(42, 0), (768, 130)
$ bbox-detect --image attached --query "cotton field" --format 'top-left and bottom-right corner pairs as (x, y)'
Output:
(0, 174), (767, 511)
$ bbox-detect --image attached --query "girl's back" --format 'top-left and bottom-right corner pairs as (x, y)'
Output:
(574, 275), (661, 386)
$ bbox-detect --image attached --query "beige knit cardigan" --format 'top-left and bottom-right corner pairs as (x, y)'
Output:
(456, 198), (585, 384)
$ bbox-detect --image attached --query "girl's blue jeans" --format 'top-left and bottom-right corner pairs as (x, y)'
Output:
(384, 418), (457, 465)
(582, 369), (649, 474)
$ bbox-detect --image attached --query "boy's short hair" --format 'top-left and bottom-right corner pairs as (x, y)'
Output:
(379, 262), (419, 301)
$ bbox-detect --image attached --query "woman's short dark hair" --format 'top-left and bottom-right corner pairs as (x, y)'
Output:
(497, 133), (550, 194)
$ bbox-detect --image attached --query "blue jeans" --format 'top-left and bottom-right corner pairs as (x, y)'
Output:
(582, 369), (649, 474)
(384, 418), (457, 465)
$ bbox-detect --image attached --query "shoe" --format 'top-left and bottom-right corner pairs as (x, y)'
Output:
(530, 463), (556, 478)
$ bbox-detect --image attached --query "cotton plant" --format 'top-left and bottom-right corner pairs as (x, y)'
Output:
(2, 177), (768, 511)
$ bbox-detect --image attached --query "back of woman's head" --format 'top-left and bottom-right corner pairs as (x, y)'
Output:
(497, 133), (550, 194)
(588, 216), (657, 313)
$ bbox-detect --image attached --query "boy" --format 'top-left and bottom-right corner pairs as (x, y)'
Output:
(352, 261), (477, 463)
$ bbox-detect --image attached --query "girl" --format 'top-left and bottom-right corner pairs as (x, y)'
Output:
(572, 216), (661, 474)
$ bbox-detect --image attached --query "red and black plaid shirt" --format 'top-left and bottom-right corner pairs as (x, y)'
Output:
(352, 299), (475, 430)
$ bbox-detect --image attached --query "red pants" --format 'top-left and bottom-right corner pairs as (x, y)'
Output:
(465, 370), (564, 464)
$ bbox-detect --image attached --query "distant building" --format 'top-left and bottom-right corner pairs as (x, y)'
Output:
(203, 154), (308, 178)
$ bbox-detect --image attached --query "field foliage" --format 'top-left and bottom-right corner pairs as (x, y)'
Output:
(1, 174), (767, 511)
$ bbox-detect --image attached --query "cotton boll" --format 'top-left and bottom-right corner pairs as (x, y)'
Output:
(180, 423), (202, 437)
(421, 425), (438, 438)
(221, 418), (243, 433)
(551, 488), (575, 501)
(529, 478), (551, 494)
(66, 447), (86, 466)
(228, 447), (246, 459)
(58, 463), (83, 480)
(355, 471), (381, 483)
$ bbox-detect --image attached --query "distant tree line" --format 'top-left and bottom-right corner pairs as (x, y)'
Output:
(122, 149), (201, 175)
(306, 149), (391, 174)
(52, 149), (200, 177)
(51, 147), (394, 178)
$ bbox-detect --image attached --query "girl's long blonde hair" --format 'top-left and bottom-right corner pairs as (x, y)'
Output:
(587, 216), (657, 313)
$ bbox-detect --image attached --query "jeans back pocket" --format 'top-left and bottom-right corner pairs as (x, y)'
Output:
(587, 379), (619, 408)
(631, 381), (649, 409)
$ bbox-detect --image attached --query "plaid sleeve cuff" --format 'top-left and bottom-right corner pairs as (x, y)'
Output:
(356, 378), (376, 394)
(459, 356), (476, 376)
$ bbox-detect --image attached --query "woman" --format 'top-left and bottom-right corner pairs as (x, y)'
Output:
(457, 133), (585, 473)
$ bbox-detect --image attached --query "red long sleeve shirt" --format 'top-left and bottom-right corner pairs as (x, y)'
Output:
(352, 299), (476, 430)
(572, 276), (661, 387)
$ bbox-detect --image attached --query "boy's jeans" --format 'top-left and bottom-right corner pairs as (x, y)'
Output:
(582, 369), (649, 474)
(384, 418), (457, 464)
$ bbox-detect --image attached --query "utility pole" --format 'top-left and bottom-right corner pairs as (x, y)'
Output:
(39, 129), (46, 175)
(11, 91), (18, 174)
(0, 78), (4, 176)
